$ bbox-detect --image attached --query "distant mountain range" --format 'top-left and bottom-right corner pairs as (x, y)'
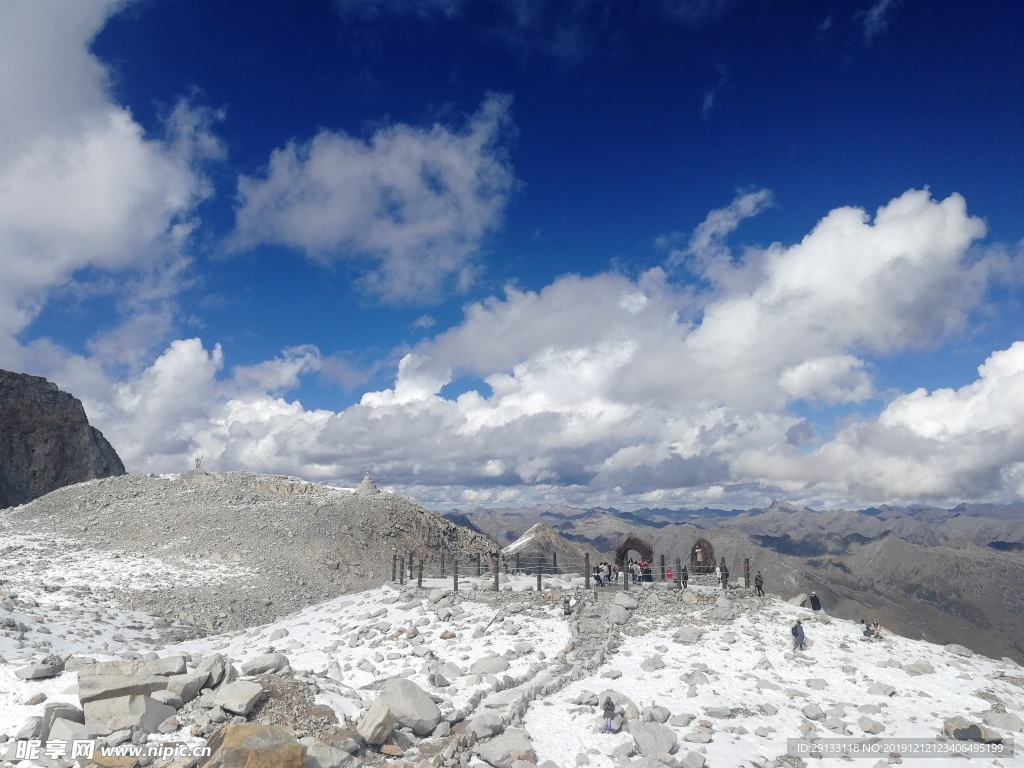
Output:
(442, 501), (1024, 663)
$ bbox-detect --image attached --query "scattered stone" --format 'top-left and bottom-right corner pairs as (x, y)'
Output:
(943, 716), (1004, 743)
(203, 723), (306, 767)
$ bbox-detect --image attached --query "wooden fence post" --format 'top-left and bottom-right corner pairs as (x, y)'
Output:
(417, 560), (423, 588)
(476, 553), (482, 577)
(660, 554), (666, 581)
(453, 561), (459, 592)
(584, 553), (591, 589)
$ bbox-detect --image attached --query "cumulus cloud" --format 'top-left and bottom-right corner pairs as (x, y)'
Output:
(230, 94), (515, 304)
(81, 188), (1020, 510)
(0, 2), (222, 359)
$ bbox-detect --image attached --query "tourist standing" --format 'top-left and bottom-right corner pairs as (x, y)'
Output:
(754, 571), (764, 597)
(791, 620), (805, 651)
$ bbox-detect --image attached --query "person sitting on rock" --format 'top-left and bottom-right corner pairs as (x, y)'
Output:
(871, 620), (883, 639)
(602, 697), (616, 733)
(791, 619), (805, 651)
(861, 619), (872, 639)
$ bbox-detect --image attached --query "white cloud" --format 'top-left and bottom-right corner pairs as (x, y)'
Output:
(230, 94), (516, 304)
(858, 0), (902, 44)
(0, 2), (222, 350)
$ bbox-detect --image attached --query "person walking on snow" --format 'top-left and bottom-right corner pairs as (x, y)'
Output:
(754, 571), (764, 597)
(791, 619), (805, 651)
(809, 592), (822, 611)
(602, 697), (615, 733)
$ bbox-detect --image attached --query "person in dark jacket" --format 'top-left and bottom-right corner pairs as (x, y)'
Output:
(809, 592), (822, 611)
(680, 565), (689, 589)
(719, 559), (730, 589)
(602, 697), (615, 733)
(754, 572), (764, 597)
(791, 620), (805, 651)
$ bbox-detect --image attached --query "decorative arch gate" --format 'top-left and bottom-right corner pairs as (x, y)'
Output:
(690, 538), (716, 574)
(615, 535), (653, 568)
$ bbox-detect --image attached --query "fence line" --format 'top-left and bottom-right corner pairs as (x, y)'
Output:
(387, 551), (755, 592)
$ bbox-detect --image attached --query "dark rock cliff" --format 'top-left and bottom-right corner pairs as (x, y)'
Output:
(0, 369), (125, 508)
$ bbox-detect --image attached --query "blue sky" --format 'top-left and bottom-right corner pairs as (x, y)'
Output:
(2, 0), (1023, 509)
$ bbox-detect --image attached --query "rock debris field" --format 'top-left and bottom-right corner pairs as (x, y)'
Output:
(0, 472), (1023, 768)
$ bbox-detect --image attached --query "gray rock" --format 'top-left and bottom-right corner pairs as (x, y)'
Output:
(470, 656), (510, 675)
(302, 739), (360, 768)
(866, 683), (896, 696)
(945, 644), (974, 657)
(943, 716), (1004, 743)
(240, 652), (290, 675)
(83, 695), (177, 734)
(672, 627), (702, 644)
(469, 712), (505, 740)
(704, 706), (732, 719)
(0, 369), (125, 509)
(802, 704), (825, 721)
(613, 594), (639, 610)
(627, 721), (677, 756)
(641, 656), (666, 672)
(682, 752), (707, 768)
(165, 671), (210, 703)
(608, 604), (630, 625)
(212, 681), (264, 715)
(357, 698), (396, 746)
(901, 660), (934, 676)
(474, 727), (535, 768)
(79, 656), (186, 678)
(196, 653), (228, 687)
(15, 664), (62, 680)
(78, 673), (168, 704)
(39, 702), (84, 743)
(377, 677), (442, 735)
(669, 713), (695, 728)
(858, 715), (885, 734)
(981, 711), (1024, 732)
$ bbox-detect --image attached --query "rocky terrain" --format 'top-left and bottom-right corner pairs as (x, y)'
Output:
(446, 502), (1024, 663)
(2, 566), (1023, 768)
(1, 471), (496, 634)
(0, 370), (124, 509)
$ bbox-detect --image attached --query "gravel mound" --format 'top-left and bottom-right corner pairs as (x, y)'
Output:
(1, 470), (495, 634)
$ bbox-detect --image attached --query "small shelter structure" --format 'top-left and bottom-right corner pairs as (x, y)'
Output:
(690, 538), (716, 574)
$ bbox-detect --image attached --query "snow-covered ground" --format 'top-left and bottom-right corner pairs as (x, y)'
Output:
(2, 570), (1023, 768)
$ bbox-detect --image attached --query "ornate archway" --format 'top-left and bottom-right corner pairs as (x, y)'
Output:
(615, 535), (653, 568)
(690, 538), (716, 574)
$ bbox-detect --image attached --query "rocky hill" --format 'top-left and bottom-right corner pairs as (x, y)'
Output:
(0, 369), (125, 509)
(0, 471), (497, 633)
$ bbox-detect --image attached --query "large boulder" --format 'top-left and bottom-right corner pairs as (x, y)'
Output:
(672, 627), (702, 644)
(240, 653), (290, 675)
(627, 721), (677, 756)
(213, 681), (264, 716)
(83, 695), (177, 734)
(80, 656), (187, 678)
(943, 716), (1004, 743)
(357, 698), (397, 746)
(470, 656), (510, 675)
(78, 673), (169, 704)
(0, 369), (125, 509)
(474, 728), (535, 768)
(202, 723), (306, 768)
(377, 678), (442, 735)
(982, 711), (1024, 732)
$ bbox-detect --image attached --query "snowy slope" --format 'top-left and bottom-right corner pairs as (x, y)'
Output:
(2, 564), (1023, 768)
